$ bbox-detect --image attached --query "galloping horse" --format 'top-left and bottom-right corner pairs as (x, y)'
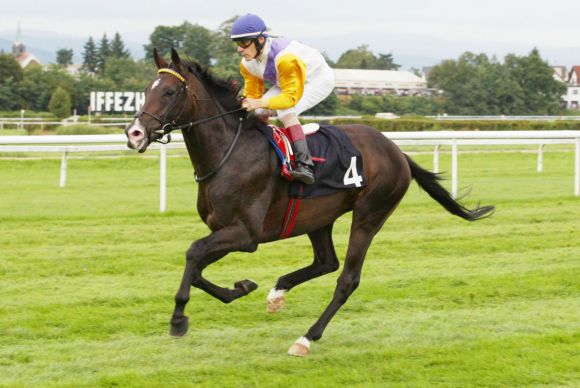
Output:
(125, 48), (493, 356)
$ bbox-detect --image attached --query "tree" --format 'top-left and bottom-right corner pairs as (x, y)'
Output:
(144, 25), (187, 59)
(210, 16), (243, 81)
(103, 57), (154, 90)
(335, 44), (400, 70)
(16, 65), (76, 112)
(56, 48), (74, 67)
(144, 22), (212, 67)
(336, 44), (377, 69)
(0, 53), (24, 83)
(0, 84), (19, 110)
(97, 34), (111, 74)
(505, 48), (566, 114)
(73, 73), (116, 114)
(48, 86), (71, 118)
(428, 50), (565, 115)
(110, 32), (130, 59)
(182, 23), (212, 66)
(82, 37), (98, 73)
(376, 53), (400, 70)
(0, 53), (23, 109)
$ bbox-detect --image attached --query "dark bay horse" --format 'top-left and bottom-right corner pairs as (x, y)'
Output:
(125, 48), (493, 356)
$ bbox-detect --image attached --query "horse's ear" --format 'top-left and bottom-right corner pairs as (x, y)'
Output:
(153, 48), (168, 69)
(171, 48), (183, 71)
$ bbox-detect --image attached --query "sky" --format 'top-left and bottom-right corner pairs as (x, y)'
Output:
(1, 0), (579, 68)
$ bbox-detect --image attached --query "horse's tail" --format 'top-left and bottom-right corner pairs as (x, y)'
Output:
(404, 154), (494, 221)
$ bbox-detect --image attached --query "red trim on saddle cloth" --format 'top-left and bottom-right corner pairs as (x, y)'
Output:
(278, 184), (304, 239)
(271, 126), (294, 180)
(269, 124), (322, 181)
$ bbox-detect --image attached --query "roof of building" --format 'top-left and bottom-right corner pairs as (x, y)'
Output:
(333, 68), (427, 89)
(569, 66), (580, 85)
(15, 52), (41, 68)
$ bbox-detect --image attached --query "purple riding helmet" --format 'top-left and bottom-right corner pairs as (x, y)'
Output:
(230, 14), (270, 56)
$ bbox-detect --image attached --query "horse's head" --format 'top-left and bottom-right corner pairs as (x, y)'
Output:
(125, 48), (193, 153)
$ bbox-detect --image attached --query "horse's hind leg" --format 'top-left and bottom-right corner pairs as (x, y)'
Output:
(288, 198), (401, 356)
(268, 224), (339, 313)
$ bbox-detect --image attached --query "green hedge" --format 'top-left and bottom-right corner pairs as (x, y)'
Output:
(0, 111), (56, 119)
(327, 118), (580, 131)
(55, 124), (125, 135)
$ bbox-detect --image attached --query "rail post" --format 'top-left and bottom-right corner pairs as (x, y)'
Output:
(433, 144), (440, 173)
(575, 138), (579, 196)
(60, 150), (68, 188)
(537, 144), (544, 173)
(451, 140), (458, 198)
(160, 144), (167, 212)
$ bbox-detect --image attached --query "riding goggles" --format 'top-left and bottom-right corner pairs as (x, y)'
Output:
(234, 39), (254, 49)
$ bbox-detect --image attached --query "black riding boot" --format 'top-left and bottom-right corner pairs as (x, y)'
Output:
(287, 124), (315, 185)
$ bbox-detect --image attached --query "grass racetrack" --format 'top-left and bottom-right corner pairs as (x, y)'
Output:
(0, 146), (579, 387)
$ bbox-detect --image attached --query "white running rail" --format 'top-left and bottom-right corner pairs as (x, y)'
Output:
(1, 131), (579, 212)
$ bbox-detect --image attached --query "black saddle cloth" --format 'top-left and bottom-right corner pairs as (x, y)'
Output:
(256, 124), (366, 199)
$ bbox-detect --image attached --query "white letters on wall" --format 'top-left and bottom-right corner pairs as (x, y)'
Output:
(89, 92), (146, 112)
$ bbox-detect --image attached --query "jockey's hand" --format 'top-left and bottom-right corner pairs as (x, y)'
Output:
(242, 97), (267, 112)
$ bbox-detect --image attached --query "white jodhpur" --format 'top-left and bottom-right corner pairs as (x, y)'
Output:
(288, 336), (310, 357)
(266, 288), (286, 313)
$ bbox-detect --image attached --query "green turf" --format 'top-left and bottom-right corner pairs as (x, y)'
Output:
(0, 147), (578, 387)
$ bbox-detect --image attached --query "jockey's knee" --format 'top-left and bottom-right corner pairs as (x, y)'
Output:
(280, 113), (300, 128)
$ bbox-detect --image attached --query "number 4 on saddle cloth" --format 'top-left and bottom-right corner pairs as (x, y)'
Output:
(255, 123), (366, 199)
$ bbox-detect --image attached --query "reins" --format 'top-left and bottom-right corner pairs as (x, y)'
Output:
(194, 117), (243, 182)
(138, 67), (246, 182)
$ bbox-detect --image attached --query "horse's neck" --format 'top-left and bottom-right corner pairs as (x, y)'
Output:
(182, 115), (238, 176)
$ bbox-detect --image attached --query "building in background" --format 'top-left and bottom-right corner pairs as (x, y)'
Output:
(554, 66), (580, 110)
(552, 66), (568, 83)
(333, 68), (431, 96)
(563, 66), (580, 110)
(12, 23), (42, 69)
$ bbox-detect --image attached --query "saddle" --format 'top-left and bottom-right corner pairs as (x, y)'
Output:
(256, 123), (366, 199)
(268, 123), (322, 181)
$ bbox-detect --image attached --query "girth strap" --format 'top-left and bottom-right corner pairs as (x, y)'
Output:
(278, 184), (304, 239)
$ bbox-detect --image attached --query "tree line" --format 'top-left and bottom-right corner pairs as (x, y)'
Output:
(0, 16), (568, 118)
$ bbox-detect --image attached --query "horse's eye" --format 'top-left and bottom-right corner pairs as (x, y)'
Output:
(165, 89), (176, 97)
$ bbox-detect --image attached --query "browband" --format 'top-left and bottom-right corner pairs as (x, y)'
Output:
(158, 68), (186, 83)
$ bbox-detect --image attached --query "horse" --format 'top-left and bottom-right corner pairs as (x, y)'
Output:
(124, 48), (494, 356)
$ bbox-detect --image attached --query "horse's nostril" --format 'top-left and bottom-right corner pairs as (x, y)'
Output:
(130, 129), (144, 139)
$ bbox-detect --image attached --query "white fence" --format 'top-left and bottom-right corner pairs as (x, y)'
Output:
(427, 115), (580, 121)
(1, 131), (579, 212)
(0, 116), (131, 131)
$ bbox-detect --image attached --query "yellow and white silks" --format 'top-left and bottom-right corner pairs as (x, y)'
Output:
(240, 37), (335, 118)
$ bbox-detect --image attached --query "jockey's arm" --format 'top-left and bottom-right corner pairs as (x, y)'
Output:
(240, 63), (264, 99)
(264, 54), (306, 110)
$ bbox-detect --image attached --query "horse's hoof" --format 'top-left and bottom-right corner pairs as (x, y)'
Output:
(288, 336), (310, 357)
(234, 279), (258, 295)
(267, 288), (286, 313)
(169, 316), (189, 337)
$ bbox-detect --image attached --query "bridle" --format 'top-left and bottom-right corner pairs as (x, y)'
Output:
(135, 67), (245, 182)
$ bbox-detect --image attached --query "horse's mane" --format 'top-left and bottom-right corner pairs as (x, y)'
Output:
(175, 59), (258, 127)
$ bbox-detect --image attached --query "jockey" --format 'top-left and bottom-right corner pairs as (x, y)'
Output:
(231, 13), (335, 185)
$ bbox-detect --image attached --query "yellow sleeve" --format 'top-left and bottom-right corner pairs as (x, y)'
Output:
(265, 54), (306, 110)
(240, 63), (264, 99)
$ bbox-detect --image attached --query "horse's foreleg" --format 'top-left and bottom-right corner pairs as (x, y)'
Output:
(267, 224), (339, 313)
(170, 223), (258, 337)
